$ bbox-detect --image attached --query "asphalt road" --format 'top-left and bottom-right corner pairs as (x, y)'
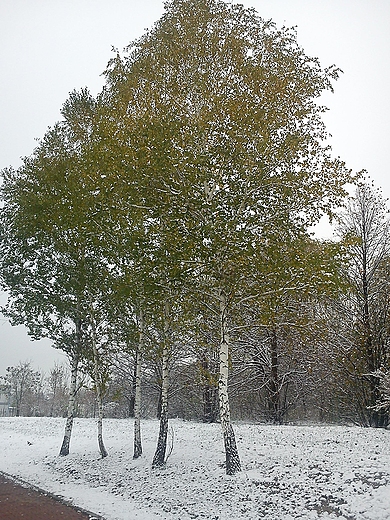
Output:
(0, 472), (104, 520)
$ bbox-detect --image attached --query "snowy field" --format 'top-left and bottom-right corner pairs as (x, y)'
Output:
(0, 417), (389, 520)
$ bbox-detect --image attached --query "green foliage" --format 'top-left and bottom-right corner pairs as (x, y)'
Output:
(0, 0), (360, 431)
(97, 1), (356, 352)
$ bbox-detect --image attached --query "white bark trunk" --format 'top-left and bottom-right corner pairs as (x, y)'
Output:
(133, 309), (143, 459)
(91, 312), (108, 458)
(218, 290), (241, 475)
(59, 353), (78, 456)
(152, 300), (170, 468)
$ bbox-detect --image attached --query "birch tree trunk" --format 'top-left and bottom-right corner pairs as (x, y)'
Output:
(133, 309), (143, 459)
(59, 354), (78, 456)
(218, 290), (241, 475)
(152, 300), (170, 468)
(59, 319), (81, 456)
(91, 312), (108, 458)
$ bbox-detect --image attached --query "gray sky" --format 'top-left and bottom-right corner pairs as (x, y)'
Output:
(0, 0), (389, 375)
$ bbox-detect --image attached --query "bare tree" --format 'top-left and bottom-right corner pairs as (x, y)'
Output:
(1, 361), (40, 416)
(336, 181), (390, 427)
(46, 362), (69, 417)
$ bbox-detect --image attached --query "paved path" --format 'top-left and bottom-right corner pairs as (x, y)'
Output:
(0, 473), (104, 519)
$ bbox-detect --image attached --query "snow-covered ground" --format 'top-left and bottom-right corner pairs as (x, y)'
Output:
(0, 417), (389, 520)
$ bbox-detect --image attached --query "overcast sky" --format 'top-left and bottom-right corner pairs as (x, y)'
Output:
(1, 0), (389, 375)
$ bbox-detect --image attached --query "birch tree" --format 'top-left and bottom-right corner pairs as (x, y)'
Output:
(104, 288), (147, 458)
(103, 0), (352, 473)
(0, 126), (87, 453)
(0, 88), (114, 453)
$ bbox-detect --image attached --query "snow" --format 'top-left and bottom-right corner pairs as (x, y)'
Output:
(0, 417), (389, 520)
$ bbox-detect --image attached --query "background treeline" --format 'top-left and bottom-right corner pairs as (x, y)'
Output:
(0, 0), (389, 473)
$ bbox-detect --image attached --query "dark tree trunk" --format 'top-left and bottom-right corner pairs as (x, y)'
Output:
(201, 352), (219, 423)
(223, 423), (241, 476)
(152, 407), (168, 468)
(152, 360), (169, 467)
(268, 328), (282, 424)
(156, 385), (162, 420)
(128, 361), (137, 418)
